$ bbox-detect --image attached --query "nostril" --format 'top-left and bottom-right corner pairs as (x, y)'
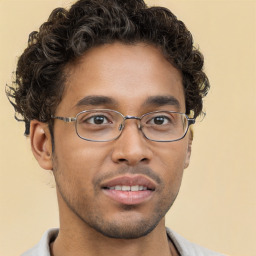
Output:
(118, 158), (127, 163)
(117, 157), (149, 165)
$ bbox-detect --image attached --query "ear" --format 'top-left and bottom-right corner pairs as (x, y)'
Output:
(30, 120), (53, 170)
(184, 128), (193, 169)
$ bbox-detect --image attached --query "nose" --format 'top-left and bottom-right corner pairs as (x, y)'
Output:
(111, 120), (153, 166)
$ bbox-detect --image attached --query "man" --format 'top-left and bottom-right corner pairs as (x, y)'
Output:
(6, 0), (226, 255)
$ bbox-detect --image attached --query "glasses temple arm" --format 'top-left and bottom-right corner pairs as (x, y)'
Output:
(51, 116), (76, 123)
(188, 118), (195, 126)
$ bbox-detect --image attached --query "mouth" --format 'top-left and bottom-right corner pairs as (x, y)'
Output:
(105, 185), (153, 191)
(101, 175), (156, 205)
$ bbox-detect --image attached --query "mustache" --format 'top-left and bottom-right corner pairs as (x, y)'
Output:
(93, 166), (162, 187)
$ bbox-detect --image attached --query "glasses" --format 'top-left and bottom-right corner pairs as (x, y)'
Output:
(51, 109), (195, 142)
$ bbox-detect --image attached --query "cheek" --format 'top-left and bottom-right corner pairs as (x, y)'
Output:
(154, 141), (188, 187)
(55, 142), (108, 177)
(52, 141), (105, 205)
(53, 126), (111, 187)
(55, 123), (109, 164)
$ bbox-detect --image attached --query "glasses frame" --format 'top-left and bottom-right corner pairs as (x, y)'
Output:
(51, 109), (195, 142)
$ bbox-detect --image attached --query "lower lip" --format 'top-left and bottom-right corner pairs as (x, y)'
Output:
(102, 189), (153, 205)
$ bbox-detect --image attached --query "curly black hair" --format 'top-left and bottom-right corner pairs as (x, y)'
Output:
(6, 0), (209, 135)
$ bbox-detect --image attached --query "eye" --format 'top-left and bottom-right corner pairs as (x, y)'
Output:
(149, 115), (171, 125)
(86, 115), (110, 125)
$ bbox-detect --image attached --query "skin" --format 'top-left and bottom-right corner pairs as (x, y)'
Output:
(30, 42), (192, 256)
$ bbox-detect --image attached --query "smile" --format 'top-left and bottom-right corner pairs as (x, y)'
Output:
(101, 175), (156, 205)
(107, 185), (150, 191)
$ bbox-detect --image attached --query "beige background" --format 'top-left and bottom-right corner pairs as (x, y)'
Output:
(0, 0), (255, 255)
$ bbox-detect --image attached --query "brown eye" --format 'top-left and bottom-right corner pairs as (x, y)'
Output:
(93, 116), (106, 124)
(149, 115), (170, 125)
(85, 115), (110, 125)
(153, 116), (166, 125)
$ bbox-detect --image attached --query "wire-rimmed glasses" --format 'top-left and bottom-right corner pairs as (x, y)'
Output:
(51, 109), (195, 142)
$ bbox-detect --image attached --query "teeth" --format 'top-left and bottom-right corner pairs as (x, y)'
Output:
(122, 185), (130, 191)
(131, 185), (139, 191)
(109, 185), (148, 191)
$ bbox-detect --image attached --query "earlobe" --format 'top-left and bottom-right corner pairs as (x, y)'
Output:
(30, 120), (53, 170)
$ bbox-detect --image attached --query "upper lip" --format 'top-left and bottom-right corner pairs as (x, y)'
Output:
(101, 175), (156, 191)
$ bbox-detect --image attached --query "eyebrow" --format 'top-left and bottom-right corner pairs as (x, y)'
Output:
(143, 96), (181, 109)
(74, 95), (180, 110)
(75, 95), (118, 108)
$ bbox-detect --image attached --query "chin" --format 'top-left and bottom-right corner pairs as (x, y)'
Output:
(82, 206), (166, 239)
(89, 219), (159, 239)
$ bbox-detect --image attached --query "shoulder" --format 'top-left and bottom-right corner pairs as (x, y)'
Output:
(21, 228), (59, 256)
(166, 228), (227, 256)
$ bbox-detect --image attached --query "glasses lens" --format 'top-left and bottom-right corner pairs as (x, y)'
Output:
(75, 110), (123, 141)
(141, 111), (188, 141)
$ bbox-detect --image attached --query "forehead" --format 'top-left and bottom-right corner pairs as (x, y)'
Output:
(58, 42), (184, 114)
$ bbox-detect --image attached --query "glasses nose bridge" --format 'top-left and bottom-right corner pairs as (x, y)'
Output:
(119, 115), (142, 132)
(124, 115), (141, 121)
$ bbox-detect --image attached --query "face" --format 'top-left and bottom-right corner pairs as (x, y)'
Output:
(50, 42), (191, 238)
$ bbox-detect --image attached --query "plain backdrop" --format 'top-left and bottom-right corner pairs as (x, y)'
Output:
(0, 0), (255, 255)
